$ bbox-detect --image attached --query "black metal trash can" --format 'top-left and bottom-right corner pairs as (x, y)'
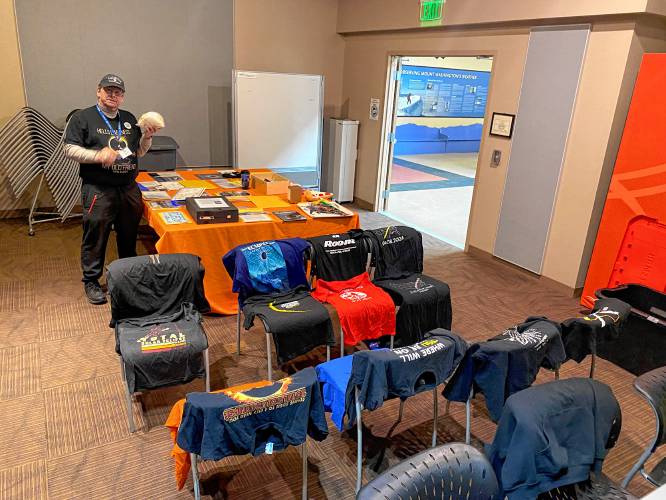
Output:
(595, 284), (666, 375)
(137, 136), (179, 171)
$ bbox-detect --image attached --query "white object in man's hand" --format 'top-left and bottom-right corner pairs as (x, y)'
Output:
(96, 146), (119, 166)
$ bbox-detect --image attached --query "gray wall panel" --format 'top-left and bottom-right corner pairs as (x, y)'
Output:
(494, 25), (589, 273)
(14, 0), (233, 165)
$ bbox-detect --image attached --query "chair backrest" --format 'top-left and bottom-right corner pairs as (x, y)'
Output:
(634, 366), (666, 449)
(222, 237), (310, 305)
(488, 378), (621, 499)
(107, 253), (209, 324)
(357, 442), (500, 500)
(363, 225), (424, 279)
(307, 230), (369, 282)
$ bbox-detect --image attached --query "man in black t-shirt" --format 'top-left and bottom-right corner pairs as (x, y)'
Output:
(64, 74), (156, 304)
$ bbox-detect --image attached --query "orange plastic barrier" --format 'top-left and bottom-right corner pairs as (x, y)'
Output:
(138, 169), (360, 314)
(581, 54), (666, 307)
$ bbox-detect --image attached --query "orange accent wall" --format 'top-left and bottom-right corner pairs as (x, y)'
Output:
(581, 54), (666, 306)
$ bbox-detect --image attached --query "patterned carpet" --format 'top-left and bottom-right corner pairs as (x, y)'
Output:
(0, 210), (660, 499)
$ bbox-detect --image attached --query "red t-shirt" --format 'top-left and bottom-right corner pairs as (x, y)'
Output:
(312, 272), (396, 345)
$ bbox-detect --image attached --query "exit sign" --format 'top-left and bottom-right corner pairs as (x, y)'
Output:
(420, 0), (444, 22)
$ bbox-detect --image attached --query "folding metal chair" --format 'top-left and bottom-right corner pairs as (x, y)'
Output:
(190, 441), (309, 500)
(107, 253), (211, 433)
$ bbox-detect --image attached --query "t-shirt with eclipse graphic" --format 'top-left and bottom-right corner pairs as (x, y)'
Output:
(65, 105), (142, 186)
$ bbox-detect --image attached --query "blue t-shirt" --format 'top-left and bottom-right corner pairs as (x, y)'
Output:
(222, 237), (310, 305)
(316, 355), (353, 431)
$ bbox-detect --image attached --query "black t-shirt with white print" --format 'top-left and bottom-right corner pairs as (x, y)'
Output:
(65, 105), (142, 186)
(308, 230), (367, 282)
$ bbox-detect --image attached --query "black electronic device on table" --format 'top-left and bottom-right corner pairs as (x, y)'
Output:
(185, 196), (239, 224)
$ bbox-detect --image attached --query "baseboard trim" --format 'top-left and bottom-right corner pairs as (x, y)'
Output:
(351, 197), (374, 211)
(467, 244), (582, 297)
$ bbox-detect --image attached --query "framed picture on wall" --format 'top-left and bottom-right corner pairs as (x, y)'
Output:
(489, 112), (516, 138)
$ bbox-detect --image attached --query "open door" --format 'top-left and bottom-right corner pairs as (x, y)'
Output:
(377, 56), (402, 211)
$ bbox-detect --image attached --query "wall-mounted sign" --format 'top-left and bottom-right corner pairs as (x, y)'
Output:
(419, 0), (444, 22)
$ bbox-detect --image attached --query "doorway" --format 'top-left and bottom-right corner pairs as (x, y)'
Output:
(378, 55), (494, 248)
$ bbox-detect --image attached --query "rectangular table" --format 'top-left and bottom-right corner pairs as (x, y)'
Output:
(137, 169), (360, 314)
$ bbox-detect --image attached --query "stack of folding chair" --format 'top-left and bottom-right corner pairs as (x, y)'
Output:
(0, 107), (80, 234)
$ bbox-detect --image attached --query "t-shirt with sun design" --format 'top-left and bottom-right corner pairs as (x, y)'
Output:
(65, 105), (142, 186)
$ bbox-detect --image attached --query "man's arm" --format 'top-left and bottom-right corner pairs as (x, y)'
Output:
(63, 143), (100, 163)
(136, 124), (157, 158)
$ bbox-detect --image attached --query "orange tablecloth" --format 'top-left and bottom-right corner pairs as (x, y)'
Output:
(138, 169), (360, 314)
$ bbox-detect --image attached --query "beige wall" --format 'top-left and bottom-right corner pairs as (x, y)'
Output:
(234, 0), (345, 118)
(541, 23), (636, 288)
(0, 0), (25, 125)
(337, 0), (653, 33)
(341, 28), (530, 254)
(338, 10), (666, 290)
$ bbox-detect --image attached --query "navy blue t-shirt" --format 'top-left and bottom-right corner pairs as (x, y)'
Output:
(223, 238), (310, 305)
(444, 317), (566, 422)
(344, 329), (467, 426)
(176, 367), (328, 460)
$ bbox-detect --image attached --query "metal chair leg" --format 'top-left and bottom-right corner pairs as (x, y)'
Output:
(554, 366), (560, 380)
(266, 332), (273, 382)
(301, 440), (308, 500)
(590, 353), (596, 379)
(190, 453), (201, 500)
(622, 447), (653, 487)
(340, 327), (345, 358)
(203, 348), (210, 392)
(355, 386), (363, 494)
(326, 345), (331, 362)
(397, 399), (405, 422)
(390, 336), (394, 349)
(465, 389), (472, 445)
(120, 358), (136, 433)
(432, 388), (438, 448)
(236, 308), (241, 356)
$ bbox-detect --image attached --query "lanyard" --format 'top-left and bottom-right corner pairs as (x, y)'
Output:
(96, 104), (122, 140)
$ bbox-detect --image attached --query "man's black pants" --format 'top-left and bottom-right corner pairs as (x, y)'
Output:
(81, 182), (143, 283)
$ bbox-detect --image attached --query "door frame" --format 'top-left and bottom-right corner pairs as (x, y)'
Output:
(374, 50), (498, 250)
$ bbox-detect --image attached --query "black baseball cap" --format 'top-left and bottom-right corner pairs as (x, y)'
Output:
(98, 74), (125, 91)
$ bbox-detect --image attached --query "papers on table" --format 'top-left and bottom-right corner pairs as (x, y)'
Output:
(247, 195), (291, 209)
(212, 178), (240, 189)
(159, 211), (191, 225)
(240, 212), (273, 223)
(297, 200), (354, 218)
(159, 181), (184, 190)
(172, 187), (207, 201)
(142, 190), (171, 200)
(149, 200), (181, 209)
(179, 179), (217, 189)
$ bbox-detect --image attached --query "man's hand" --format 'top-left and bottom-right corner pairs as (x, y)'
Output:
(142, 125), (157, 140)
(96, 147), (119, 167)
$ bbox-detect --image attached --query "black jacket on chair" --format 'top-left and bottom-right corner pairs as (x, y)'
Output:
(107, 253), (210, 393)
(364, 226), (452, 347)
(487, 378), (621, 499)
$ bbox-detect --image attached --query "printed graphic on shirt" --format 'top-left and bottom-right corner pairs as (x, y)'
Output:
(387, 277), (434, 295)
(137, 324), (186, 352)
(339, 290), (369, 302)
(497, 326), (548, 350)
(392, 337), (447, 362)
(582, 306), (621, 327)
(268, 300), (308, 313)
(241, 241), (288, 292)
(322, 234), (358, 255)
(221, 377), (307, 422)
(382, 226), (405, 246)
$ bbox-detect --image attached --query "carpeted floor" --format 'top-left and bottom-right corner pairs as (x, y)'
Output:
(0, 209), (661, 499)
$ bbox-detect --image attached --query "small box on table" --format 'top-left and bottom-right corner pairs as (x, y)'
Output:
(185, 196), (239, 224)
(250, 172), (290, 195)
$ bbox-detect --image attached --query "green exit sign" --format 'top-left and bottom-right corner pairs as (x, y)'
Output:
(420, 0), (444, 22)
